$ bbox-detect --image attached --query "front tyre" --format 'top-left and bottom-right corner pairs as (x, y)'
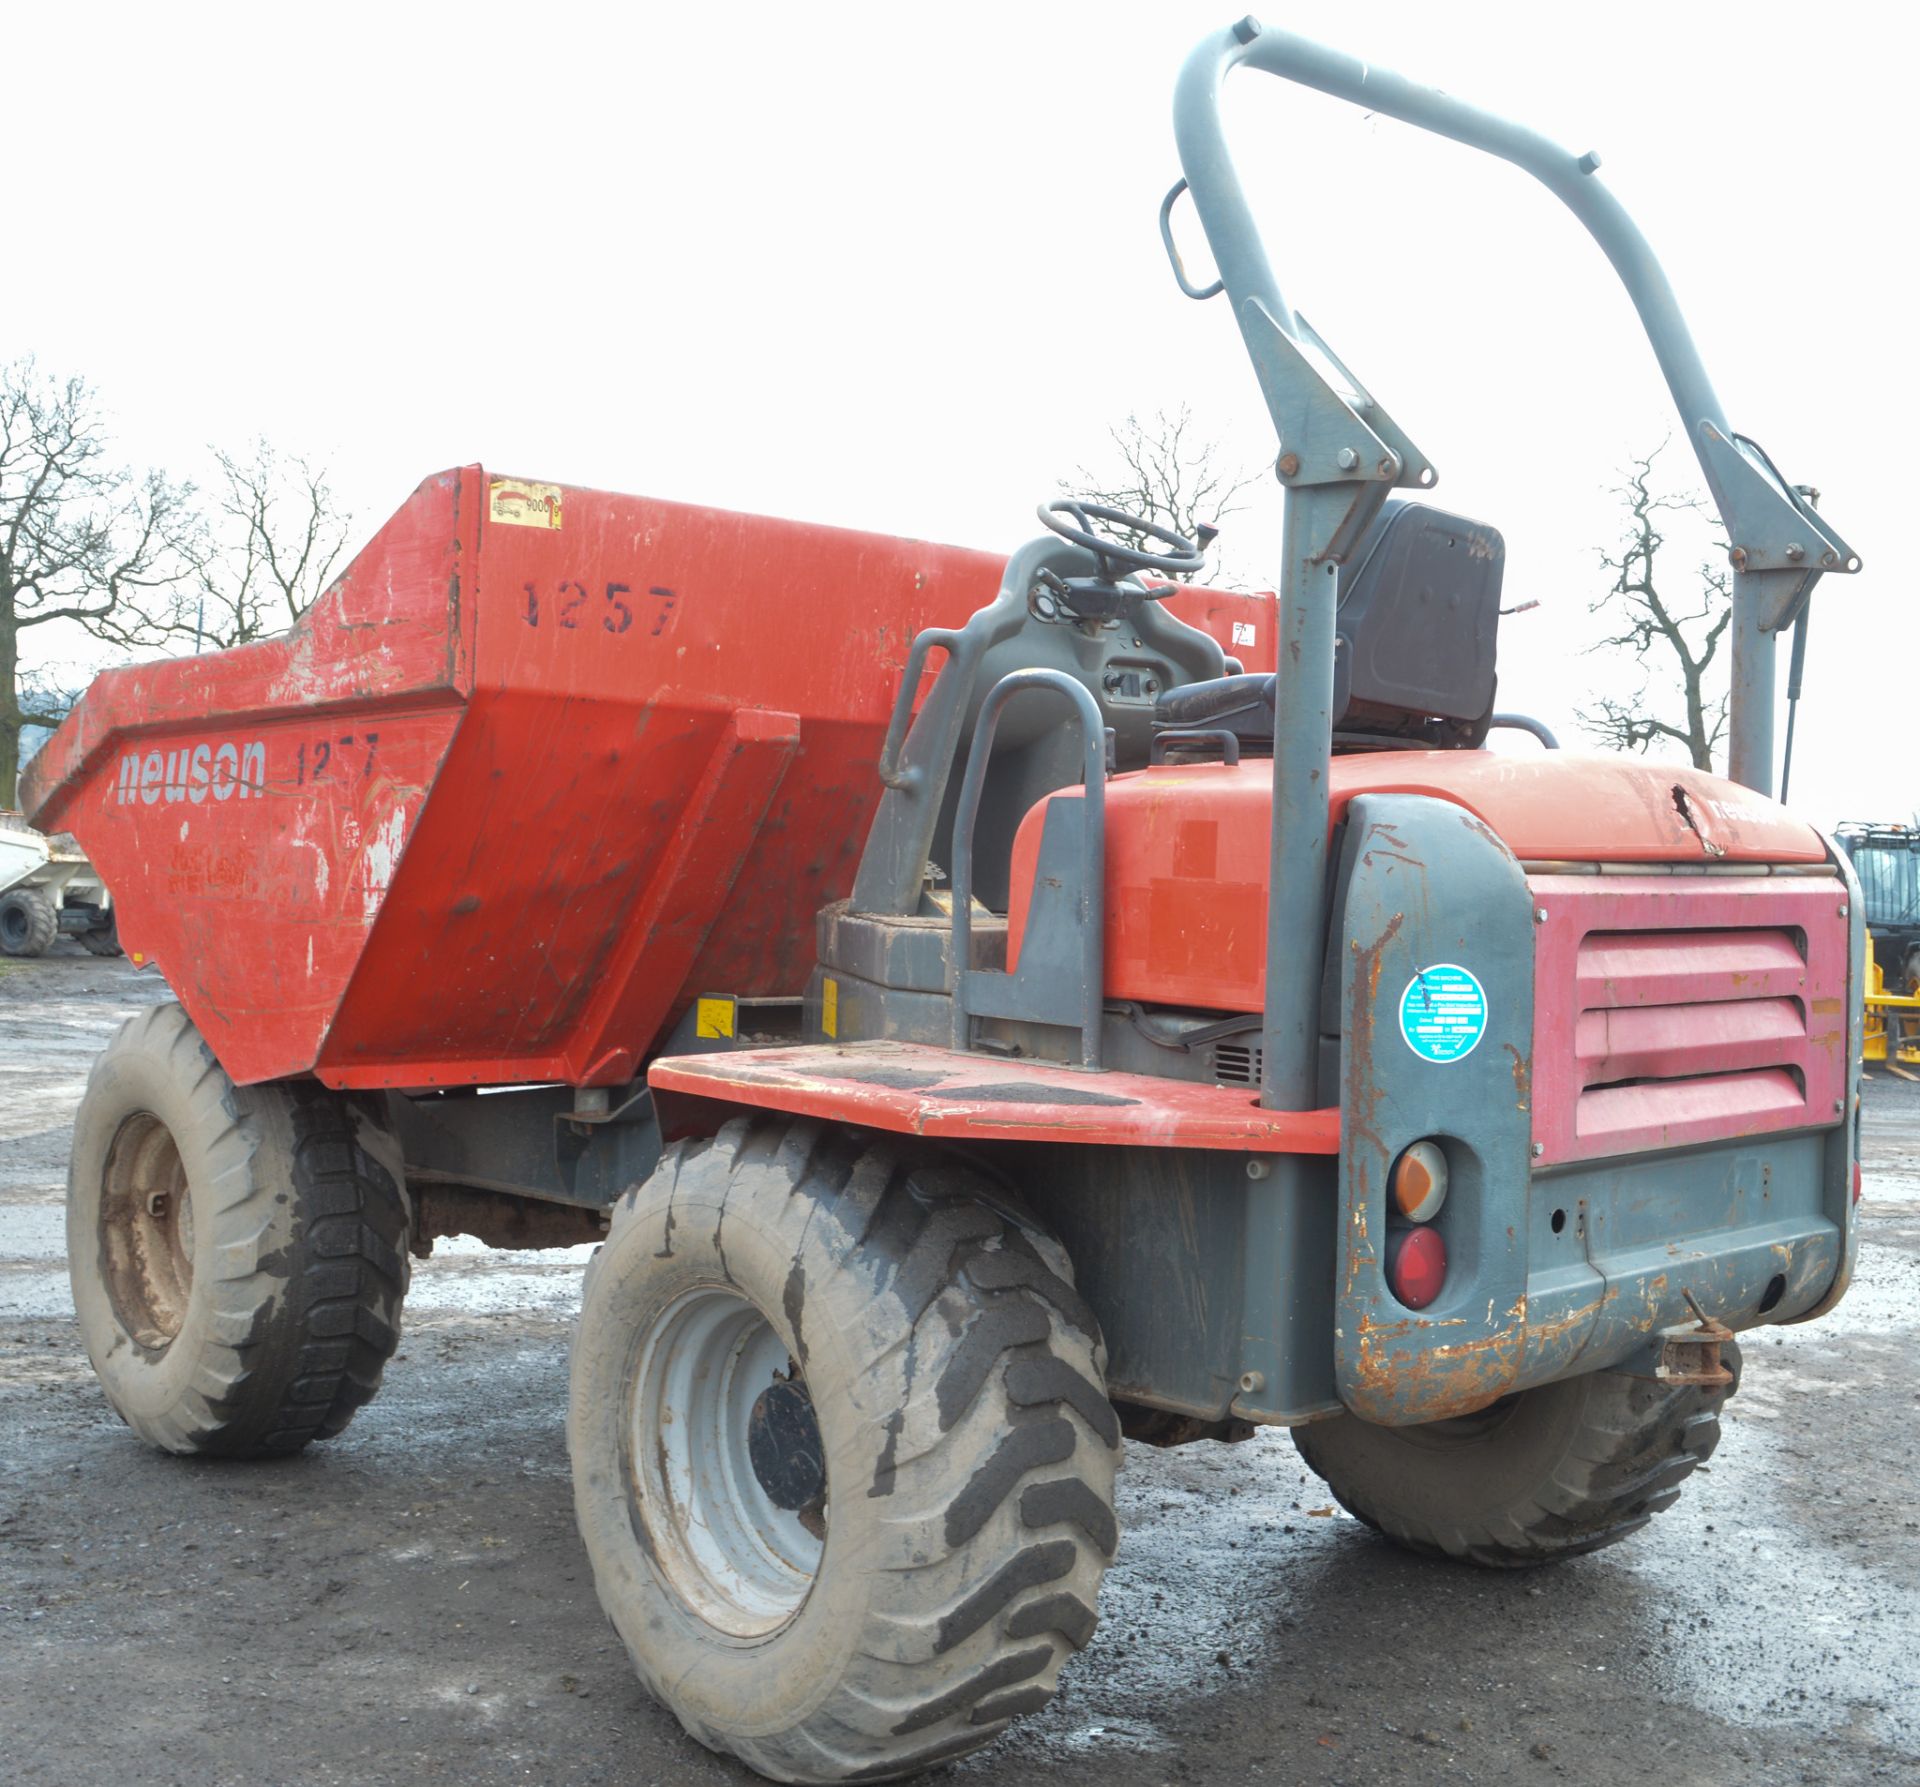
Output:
(68, 1003), (410, 1457)
(1293, 1352), (1739, 1569)
(0, 886), (57, 957)
(569, 1118), (1120, 1784)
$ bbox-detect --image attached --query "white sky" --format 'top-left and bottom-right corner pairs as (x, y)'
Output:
(8, 1), (1914, 829)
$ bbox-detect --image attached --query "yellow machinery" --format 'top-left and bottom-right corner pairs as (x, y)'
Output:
(1863, 936), (1920, 1067)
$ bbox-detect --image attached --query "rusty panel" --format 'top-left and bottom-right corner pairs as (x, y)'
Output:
(1330, 795), (1540, 1426)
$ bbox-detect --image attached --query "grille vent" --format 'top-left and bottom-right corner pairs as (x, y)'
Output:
(1212, 1040), (1262, 1086)
(1526, 874), (1848, 1166)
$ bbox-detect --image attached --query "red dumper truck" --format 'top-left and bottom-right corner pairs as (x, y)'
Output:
(22, 18), (1862, 1783)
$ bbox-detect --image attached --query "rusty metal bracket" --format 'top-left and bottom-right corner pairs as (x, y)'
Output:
(560, 1080), (653, 1132)
(1655, 1290), (1736, 1389)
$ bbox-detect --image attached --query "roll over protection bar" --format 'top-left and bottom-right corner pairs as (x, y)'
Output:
(1169, 15), (1858, 1110)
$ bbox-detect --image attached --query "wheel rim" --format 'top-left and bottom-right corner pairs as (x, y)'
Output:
(99, 1114), (196, 1349)
(0, 901), (26, 951)
(626, 1284), (826, 1639)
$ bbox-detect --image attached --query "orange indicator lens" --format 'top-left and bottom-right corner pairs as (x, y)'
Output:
(1389, 1139), (1449, 1223)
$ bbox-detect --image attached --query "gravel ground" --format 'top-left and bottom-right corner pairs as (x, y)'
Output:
(2, 950), (1916, 1786)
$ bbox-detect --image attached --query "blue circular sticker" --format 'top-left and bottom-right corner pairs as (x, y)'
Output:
(1398, 963), (1488, 1064)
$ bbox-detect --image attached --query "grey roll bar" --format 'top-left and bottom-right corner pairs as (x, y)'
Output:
(1170, 15), (1858, 1112)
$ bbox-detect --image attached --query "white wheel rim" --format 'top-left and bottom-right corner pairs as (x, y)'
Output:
(626, 1284), (825, 1639)
(99, 1113), (196, 1349)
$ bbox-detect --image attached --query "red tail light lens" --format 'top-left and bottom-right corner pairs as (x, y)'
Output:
(1386, 1226), (1448, 1310)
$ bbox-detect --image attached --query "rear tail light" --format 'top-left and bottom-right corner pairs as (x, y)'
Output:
(1390, 1139), (1449, 1222)
(1853, 1157), (1863, 1204)
(1386, 1226), (1448, 1310)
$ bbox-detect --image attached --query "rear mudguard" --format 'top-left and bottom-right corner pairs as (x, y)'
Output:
(1334, 793), (1850, 1425)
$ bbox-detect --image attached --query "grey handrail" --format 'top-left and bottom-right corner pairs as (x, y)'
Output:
(1489, 713), (1560, 750)
(949, 669), (1107, 1068)
(876, 628), (962, 790)
(1149, 727), (1243, 766)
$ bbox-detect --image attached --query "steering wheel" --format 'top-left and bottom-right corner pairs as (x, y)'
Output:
(1036, 500), (1206, 579)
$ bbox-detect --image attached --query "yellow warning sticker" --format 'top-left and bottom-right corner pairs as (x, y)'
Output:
(489, 478), (563, 530)
(695, 997), (735, 1040)
(821, 977), (838, 1039)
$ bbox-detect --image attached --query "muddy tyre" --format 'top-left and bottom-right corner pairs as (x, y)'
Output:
(68, 1002), (410, 1457)
(78, 907), (123, 956)
(1293, 1350), (1740, 1569)
(569, 1117), (1120, 1783)
(0, 886), (57, 957)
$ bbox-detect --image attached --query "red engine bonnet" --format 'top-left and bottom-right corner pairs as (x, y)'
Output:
(1006, 751), (1829, 1014)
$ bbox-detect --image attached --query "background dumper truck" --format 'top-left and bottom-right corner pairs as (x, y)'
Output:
(20, 17), (1862, 1784)
(0, 813), (119, 958)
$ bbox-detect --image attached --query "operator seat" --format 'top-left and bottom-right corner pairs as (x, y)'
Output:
(1153, 501), (1505, 753)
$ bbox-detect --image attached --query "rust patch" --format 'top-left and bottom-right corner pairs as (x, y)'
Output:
(1341, 909), (1405, 1301)
(1347, 1289), (1609, 1423)
(1504, 1041), (1532, 1111)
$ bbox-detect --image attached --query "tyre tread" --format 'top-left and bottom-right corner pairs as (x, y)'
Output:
(70, 1003), (408, 1459)
(1296, 1355), (1739, 1569)
(573, 1117), (1119, 1782)
(0, 886), (58, 957)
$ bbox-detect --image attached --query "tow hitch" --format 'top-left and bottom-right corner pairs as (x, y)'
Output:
(1657, 1291), (1738, 1390)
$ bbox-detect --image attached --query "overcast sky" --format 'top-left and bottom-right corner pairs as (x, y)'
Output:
(9, 1), (1913, 829)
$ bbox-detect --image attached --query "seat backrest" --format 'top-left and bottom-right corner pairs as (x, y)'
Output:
(1151, 500), (1504, 752)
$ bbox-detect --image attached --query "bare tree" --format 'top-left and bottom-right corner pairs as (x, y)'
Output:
(182, 441), (352, 649)
(1062, 405), (1263, 584)
(0, 359), (199, 807)
(1578, 442), (1731, 772)
(13, 669), (81, 757)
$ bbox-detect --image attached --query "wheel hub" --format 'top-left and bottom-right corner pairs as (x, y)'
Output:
(626, 1285), (826, 1639)
(748, 1377), (827, 1515)
(99, 1113), (195, 1350)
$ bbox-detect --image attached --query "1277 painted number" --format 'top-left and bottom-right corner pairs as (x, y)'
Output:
(521, 579), (677, 635)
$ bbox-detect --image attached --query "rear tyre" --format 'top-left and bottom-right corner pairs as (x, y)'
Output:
(78, 906), (123, 956)
(569, 1117), (1120, 1783)
(67, 1002), (411, 1457)
(1292, 1350), (1740, 1569)
(0, 886), (57, 957)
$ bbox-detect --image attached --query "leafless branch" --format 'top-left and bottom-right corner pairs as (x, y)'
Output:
(1060, 405), (1263, 586)
(0, 356), (202, 803)
(173, 439), (352, 648)
(1575, 441), (1729, 773)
